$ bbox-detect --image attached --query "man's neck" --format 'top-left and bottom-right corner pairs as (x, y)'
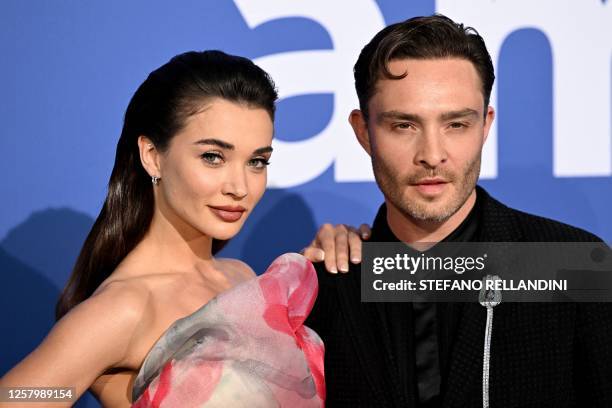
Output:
(386, 190), (477, 243)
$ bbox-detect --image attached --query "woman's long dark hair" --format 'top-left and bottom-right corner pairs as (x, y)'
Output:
(56, 51), (277, 320)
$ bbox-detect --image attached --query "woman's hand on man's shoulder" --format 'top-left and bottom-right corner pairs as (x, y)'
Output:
(301, 223), (371, 274)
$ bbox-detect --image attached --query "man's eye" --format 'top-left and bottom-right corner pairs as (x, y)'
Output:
(394, 122), (413, 130)
(248, 158), (270, 169)
(449, 122), (467, 129)
(201, 152), (223, 165)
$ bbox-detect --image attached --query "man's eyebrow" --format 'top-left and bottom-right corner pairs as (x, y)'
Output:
(193, 138), (234, 150)
(377, 110), (423, 124)
(439, 108), (480, 121)
(376, 109), (481, 124)
(253, 146), (273, 155)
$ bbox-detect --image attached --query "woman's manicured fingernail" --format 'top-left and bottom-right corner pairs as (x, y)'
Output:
(317, 249), (325, 261)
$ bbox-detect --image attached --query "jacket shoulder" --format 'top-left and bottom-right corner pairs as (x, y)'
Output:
(485, 193), (603, 242)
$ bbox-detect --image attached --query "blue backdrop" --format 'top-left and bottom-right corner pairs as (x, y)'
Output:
(1, 1), (610, 406)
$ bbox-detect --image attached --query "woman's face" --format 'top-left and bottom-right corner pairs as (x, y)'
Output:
(154, 98), (273, 241)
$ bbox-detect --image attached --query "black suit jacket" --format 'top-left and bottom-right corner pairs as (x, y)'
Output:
(306, 186), (612, 407)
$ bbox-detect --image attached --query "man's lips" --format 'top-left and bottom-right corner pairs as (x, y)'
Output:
(412, 178), (449, 195)
(413, 178), (448, 185)
(208, 205), (246, 222)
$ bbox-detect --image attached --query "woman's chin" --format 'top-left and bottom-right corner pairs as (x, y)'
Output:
(209, 225), (244, 241)
(213, 233), (238, 241)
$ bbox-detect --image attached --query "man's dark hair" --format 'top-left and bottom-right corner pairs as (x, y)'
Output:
(354, 14), (495, 119)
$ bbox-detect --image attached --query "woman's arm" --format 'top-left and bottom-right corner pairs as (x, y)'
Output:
(0, 282), (149, 407)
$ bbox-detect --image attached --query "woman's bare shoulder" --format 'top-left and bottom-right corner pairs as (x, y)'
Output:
(47, 279), (154, 372)
(88, 278), (153, 323)
(216, 258), (257, 281)
(0, 276), (154, 400)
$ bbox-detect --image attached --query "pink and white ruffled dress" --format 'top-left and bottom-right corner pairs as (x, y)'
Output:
(131, 253), (325, 407)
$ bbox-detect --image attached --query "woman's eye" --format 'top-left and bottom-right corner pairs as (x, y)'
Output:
(201, 152), (223, 165)
(248, 157), (270, 169)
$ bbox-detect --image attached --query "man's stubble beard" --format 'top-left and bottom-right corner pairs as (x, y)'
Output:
(371, 152), (481, 223)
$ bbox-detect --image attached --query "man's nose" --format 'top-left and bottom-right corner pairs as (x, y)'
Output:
(414, 131), (447, 169)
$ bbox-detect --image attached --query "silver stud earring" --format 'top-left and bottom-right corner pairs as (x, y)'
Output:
(152, 176), (160, 185)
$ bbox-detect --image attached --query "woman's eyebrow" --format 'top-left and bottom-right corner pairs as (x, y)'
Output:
(253, 146), (273, 155)
(194, 138), (234, 150)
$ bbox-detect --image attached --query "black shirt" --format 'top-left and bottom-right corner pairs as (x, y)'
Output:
(369, 192), (482, 407)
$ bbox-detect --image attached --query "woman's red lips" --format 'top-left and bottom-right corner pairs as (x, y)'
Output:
(208, 205), (246, 222)
(209, 205), (246, 212)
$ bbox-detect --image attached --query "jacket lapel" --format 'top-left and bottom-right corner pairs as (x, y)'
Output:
(442, 187), (524, 407)
(441, 302), (489, 407)
(381, 301), (417, 406)
(334, 267), (413, 407)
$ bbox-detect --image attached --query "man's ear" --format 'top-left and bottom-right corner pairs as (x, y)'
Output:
(482, 105), (495, 144)
(349, 109), (371, 156)
(137, 135), (161, 179)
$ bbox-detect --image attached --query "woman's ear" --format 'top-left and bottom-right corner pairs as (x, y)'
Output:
(137, 136), (161, 180)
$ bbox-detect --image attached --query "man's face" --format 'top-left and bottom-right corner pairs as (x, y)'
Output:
(354, 58), (494, 223)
